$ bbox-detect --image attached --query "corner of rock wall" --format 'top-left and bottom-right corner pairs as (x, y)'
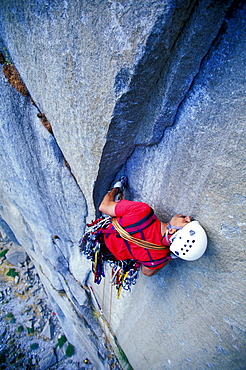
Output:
(93, 0), (234, 211)
(0, 61), (109, 367)
(0, 1), (245, 369)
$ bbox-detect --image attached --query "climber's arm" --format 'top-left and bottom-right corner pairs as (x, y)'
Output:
(99, 188), (119, 217)
(141, 265), (163, 276)
(141, 259), (171, 276)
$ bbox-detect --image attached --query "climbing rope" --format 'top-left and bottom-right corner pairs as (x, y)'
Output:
(111, 218), (169, 250)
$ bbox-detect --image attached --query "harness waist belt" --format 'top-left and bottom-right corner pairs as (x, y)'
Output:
(102, 210), (157, 235)
(111, 218), (169, 251)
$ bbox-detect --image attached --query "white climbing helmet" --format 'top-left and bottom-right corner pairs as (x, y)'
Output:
(169, 221), (207, 261)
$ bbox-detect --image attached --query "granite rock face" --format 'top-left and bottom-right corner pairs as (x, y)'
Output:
(0, 0), (245, 369)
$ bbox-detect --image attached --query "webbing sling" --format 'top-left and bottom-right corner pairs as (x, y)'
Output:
(111, 218), (169, 251)
(102, 209), (157, 237)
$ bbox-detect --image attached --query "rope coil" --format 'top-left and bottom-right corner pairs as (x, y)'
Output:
(111, 218), (169, 251)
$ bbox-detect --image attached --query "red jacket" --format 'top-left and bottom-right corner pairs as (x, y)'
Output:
(103, 200), (171, 269)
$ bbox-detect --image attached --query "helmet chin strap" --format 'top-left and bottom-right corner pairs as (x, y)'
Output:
(167, 223), (183, 231)
(164, 223), (183, 246)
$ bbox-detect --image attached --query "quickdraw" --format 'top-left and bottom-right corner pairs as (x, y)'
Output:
(79, 217), (140, 297)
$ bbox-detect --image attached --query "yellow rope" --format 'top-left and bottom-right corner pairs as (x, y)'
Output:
(111, 218), (168, 251)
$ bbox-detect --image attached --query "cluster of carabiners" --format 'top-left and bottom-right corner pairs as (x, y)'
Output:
(79, 217), (111, 257)
(79, 231), (97, 260)
(79, 216), (140, 297)
(121, 268), (139, 290)
(110, 263), (139, 298)
(92, 246), (105, 284)
(79, 217), (112, 284)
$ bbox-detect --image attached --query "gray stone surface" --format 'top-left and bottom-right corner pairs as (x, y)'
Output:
(0, 51), (106, 368)
(6, 243), (27, 265)
(41, 319), (55, 340)
(0, 238), (98, 370)
(0, 218), (21, 244)
(92, 4), (245, 369)
(0, 0), (245, 369)
(94, 0), (235, 210)
(38, 348), (57, 370)
(0, 0), (180, 220)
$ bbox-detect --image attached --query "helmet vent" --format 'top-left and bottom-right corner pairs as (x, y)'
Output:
(169, 221), (207, 261)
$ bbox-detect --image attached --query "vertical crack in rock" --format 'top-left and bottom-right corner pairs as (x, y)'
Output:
(0, 47), (82, 196)
(168, 0), (244, 134)
(94, 0), (235, 211)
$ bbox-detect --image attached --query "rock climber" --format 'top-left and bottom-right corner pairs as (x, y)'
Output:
(99, 177), (207, 276)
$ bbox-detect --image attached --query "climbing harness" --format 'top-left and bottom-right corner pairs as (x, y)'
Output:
(79, 216), (140, 298)
(111, 217), (169, 250)
(79, 207), (166, 297)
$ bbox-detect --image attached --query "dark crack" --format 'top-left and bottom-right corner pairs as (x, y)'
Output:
(93, 0), (235, 212)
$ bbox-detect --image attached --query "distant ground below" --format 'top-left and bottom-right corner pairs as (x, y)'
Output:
(0, 238), (91, 370)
